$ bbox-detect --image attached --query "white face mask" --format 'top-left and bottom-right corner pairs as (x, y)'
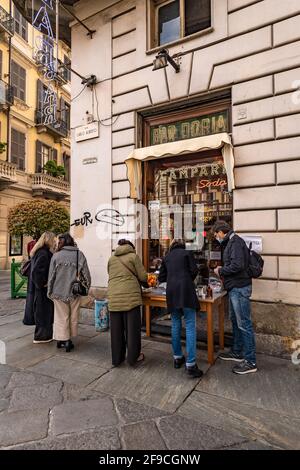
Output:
(216, 236), (223, 244)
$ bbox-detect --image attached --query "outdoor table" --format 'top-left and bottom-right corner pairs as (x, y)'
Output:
(142, 290), (227, 365)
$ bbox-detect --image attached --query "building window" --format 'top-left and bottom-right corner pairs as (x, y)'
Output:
(63, 153), (71, 182)
(63, 55), (71, 82)
(11, 61), (26, 102)
(11, 129), (25, 171)
(14, 8), (28, 42)
(60, 98), (70, 131)
(9, 234), (23, 256)
(36, 140), (58, 173)
(150, 0), (211, 48)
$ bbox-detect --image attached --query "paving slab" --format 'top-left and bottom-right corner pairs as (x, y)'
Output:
(121, 421), (167, 450)
(158, 415), (247, 450)
(0, 409), (49, 447)
(6, 370), (58, 390)
(28, 356), (108, 386)
(77, 324), (100, 338)
(49, 397), (118, 435)
(115, 398), (170, 424)
(0, 398), (10, 412)
(65, 333), (113, 369)
(178, 390), (300, 449)
(222, 440), (281, 450)
(196, 354), (300, 418)
(3, 427), (121, 450)
(61, 383), (108, 402)
(0, 320), (34, 341)
(0, 312), (23, 326)
(9, 381), (63, 412)
(5, 335), (57, 369)
(90, 348), (205, 413)
(6, 335), (90, 369)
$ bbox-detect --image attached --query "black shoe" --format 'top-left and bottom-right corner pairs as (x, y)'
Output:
(57, 341), (66, 349)
(174, 356), (185, 369)
(186, 364), (203, 379)
(219, 351), (244, 362)
(65, 340), (74, 353)
(232, 360), (257, 375)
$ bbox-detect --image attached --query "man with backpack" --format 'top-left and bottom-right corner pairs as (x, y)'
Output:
(213, 221), (258, 375)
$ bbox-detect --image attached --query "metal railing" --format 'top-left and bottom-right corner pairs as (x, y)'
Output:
(11, 259), (27, 299)
(35, 111), (68, 138)
(0, 79), (14, 107)
(0, 4), (14, 36)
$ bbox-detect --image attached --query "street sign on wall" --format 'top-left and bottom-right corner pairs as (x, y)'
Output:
(75, 122), (99, 142)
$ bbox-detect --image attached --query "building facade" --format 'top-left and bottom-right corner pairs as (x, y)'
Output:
(0, 0), (71, 269)
(69, 0), (300, 355)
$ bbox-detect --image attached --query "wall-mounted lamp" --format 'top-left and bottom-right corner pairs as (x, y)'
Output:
(152, 49), (180, 73)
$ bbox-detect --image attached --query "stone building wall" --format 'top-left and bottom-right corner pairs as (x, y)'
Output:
(71, 0), (300, 354)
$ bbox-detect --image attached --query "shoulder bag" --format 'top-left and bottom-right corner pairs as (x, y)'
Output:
(117, 257), (148, 290)
(72, 250), (88, 296)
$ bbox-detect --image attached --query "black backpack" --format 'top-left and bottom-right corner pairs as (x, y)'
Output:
(247, 243), (264, 278)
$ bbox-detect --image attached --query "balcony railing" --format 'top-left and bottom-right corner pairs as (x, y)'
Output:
(35, 56), (70, 84)
(0, 160), (17, 190)
(0, 5), (14, 37)
(31, 173), (70, 199)
(36, 111), (68, 139)
(0, 79), (14, 108)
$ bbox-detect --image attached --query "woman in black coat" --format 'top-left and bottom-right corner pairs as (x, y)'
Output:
(158, 239), (203, 378)
(23, 232), (56, 343)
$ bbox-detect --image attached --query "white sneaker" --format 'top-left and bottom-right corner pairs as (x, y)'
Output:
(33, 339), (53, 344)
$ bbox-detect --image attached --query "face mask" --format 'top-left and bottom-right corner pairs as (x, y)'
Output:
(216, 236), (223, 244)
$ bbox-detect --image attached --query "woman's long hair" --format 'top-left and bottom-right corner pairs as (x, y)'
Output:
(30, 231), (56, 257)
(169, 239), (186, 251)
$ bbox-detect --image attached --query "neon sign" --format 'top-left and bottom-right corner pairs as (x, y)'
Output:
(32, 0), (57, 126)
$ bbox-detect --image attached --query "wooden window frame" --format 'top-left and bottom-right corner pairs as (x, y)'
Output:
(11, 128), (26, 171)
(11, 61), (26, 102)
(149, 0), (212, 49)
(14, 7), (28, 42)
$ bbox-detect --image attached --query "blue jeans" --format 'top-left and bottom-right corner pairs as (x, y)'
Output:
(228, 285), (256, 365)
(171, 308), (196, 367)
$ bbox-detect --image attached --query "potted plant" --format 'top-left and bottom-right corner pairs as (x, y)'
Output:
(0, 142), (7, 154)
(43, 160), (66, 179)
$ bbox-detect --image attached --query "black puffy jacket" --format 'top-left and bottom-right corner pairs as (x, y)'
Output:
(220, 231), (251, 291)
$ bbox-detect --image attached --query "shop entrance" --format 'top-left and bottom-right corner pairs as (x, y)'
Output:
(142, 149), (233, 337)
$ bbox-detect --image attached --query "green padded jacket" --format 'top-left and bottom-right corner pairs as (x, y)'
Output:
(107, 244), (148, 312)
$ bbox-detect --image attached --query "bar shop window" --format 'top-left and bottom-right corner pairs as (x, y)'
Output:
(143, 151), (233, 284)
(9, 235), (23, 256)
(150, 0), (212, 48)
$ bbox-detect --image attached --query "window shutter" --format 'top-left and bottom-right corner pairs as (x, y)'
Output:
(36, 80), (44, 123)
(52, 148), (58, 163)
(36, 140), (42, 173)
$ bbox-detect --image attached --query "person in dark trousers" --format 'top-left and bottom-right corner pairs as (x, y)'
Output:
(158, 239), (203, 378)
(107, 239), (148, 367)
(24, 231), (56, 343)
(213, 221), (257, 375)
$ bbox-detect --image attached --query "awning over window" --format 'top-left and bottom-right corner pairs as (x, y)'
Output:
(125, 133), (235, 200)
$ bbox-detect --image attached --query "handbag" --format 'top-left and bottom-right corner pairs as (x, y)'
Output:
(20, 259), (31, 277)
(72, 250), (88, 296)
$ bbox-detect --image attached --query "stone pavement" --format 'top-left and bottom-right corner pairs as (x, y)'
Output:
(0, 271), (299, 450)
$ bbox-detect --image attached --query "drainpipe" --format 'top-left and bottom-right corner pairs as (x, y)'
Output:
(6, 0), (12, 162)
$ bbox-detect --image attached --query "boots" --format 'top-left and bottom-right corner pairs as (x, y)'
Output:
(65, 340), (74, 353)
(57, 340), (74, 352)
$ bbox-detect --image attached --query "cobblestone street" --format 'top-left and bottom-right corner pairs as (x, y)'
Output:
(0, 271), (299, 450)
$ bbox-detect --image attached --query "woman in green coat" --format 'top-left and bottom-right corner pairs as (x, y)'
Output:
(107, 239), (148, 366)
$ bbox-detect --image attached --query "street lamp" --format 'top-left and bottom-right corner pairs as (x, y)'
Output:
(152, 49), (180, 73)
